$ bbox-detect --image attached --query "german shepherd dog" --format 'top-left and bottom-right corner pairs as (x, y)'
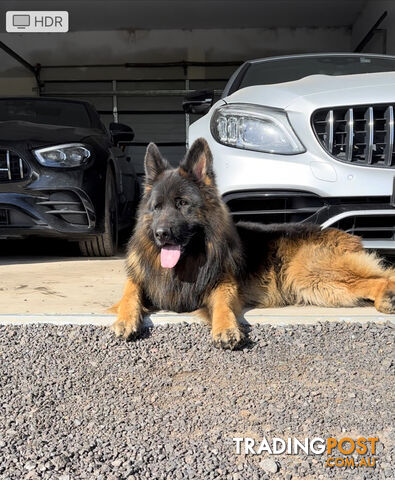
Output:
(111, 138), (395, 349)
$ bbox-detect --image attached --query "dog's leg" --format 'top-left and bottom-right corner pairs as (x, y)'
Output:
(347, 275), (395, 314)
(208, 278), (244, 350)
(111, 278), (143, 340)
(106, 300), (120, 314)
(284, 240), (395, 313)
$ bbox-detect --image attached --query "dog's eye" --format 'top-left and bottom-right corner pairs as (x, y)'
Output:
(153, 203), (162, 211)
(176, 199), (189, 208)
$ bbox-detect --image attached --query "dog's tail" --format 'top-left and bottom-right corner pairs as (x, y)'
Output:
(106, 300), (120, 314)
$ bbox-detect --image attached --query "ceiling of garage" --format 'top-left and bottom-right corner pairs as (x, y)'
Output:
(0, 0), (368, 30)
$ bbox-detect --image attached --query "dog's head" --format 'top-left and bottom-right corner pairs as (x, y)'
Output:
(142, 138), (216, 268)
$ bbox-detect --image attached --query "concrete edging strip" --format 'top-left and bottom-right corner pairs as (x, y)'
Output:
(0, 310), (393, 327)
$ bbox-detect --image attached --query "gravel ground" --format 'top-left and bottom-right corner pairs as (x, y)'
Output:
(0, 322), (393, 480)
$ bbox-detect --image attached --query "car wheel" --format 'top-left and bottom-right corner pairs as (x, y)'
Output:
(79, 169), (118, 257)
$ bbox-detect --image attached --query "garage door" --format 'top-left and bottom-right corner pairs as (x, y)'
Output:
(39, 63), (238, 173)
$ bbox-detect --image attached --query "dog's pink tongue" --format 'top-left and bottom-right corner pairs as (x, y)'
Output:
(160, 245), (181, 268)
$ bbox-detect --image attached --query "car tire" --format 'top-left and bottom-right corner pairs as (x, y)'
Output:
(79, 169), (118, 257)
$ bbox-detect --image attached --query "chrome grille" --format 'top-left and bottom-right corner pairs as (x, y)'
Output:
(0, 149), (29, 182)
(312, 105), (395, 168)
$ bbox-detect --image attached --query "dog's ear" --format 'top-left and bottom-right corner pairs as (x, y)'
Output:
(180, 138), (215, 185)
(144, 143), (170, 184)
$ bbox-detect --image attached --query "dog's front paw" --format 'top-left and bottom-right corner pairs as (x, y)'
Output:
(376, 293), (395, 314)
(375, 280), (395, 314)
(111, 317), (141, 341)
(212, 327), (244, 350)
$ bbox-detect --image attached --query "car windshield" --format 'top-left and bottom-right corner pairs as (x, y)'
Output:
(0, 99), (92, 128)
(238, 55), (395, 89)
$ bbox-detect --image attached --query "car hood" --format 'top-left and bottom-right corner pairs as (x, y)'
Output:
(0, 120), (103, 147)
(224, 71), (395, 109)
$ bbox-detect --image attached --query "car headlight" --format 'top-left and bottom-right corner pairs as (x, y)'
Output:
(210, 104), (305, 154)
(34, 143), (91, 167)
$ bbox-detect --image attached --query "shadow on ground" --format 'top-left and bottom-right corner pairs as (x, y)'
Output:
(0, 235), (129, 266)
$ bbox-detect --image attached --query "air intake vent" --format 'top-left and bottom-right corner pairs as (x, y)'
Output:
(36, 191), (89, 226)
(312, 105), (395, 168)
(0, 209), (8, 225)
(0, 149), (29, 182)
(223, 191), (325, 224)
(330, 214), (395, 241)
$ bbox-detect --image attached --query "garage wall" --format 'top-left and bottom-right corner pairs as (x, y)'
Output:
(0, 27), (351, 73)
(352, 1), (395, 54)
(0, 77), (37, 96)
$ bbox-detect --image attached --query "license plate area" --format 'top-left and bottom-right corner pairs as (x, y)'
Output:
(0, 209), (9, 225)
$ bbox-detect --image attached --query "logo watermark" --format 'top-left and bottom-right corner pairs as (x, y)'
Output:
(232, 436), (379, 469)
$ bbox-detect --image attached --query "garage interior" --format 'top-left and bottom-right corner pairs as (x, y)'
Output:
(0, 0), (393, 172)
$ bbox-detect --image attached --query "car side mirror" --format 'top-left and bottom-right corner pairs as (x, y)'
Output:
(182, 89), (214, 115)
(109, 122), (135, 145)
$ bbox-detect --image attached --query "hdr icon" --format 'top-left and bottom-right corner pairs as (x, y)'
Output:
(6, 11), (69, 33)
(34, 16), (64, 28)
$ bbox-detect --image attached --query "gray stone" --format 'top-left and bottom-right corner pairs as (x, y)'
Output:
(24, 461), (36, 471)
(260, 458), (279, 474)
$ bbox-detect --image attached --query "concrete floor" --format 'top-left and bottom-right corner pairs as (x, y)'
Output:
(0, 239), (394, 325)
(0, 238), (125, 314)
(0, 255), (124, 314)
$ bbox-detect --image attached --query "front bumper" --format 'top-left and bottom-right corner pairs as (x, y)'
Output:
(204, 141), (395, 251)
(223, 189), (395, 252)
(0, 189), (97, 240)
(0, 145), (103, 240)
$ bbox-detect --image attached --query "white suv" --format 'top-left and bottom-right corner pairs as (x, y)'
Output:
(186, 53), (395, 254)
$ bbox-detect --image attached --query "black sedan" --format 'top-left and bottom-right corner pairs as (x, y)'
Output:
(0, 97), (139, 256)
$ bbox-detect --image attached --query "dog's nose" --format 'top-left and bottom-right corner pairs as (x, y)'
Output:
(155, 227), (171, 243)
